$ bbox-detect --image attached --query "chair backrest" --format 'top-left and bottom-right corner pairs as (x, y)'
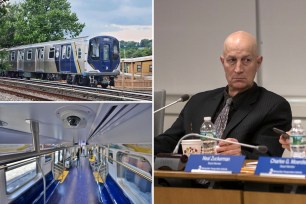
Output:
(154, 89), (166, 137)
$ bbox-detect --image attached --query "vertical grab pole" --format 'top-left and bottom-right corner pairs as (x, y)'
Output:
(31, 120), (46, 204)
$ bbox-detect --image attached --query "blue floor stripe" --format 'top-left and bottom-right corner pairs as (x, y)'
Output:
(47, 157), (101, 204)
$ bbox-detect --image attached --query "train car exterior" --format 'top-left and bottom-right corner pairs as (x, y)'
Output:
(7, 36), (120, 88)
(0, 103), (152, 204)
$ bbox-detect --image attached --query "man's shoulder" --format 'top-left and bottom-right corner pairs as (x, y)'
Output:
(192, 87), (224, 99)
(258, 86), (288, 103)
(259, 86), (285, 98)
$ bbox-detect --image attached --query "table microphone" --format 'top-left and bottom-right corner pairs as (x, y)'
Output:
(173, 133), (268, 154)
(154, 94), (190, 114)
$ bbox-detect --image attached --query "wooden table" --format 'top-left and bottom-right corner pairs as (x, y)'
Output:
(155, 168), (306, 204)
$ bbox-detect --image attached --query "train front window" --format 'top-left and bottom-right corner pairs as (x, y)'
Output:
(117, 152), (151, 203)
(103, 44), (110, 61)
(5, 158), (37, 193)
(89, 38), (100, 59)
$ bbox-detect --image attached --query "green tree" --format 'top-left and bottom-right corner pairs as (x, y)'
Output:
(14, 0), (85, 45)
(0, 3), (19, 48)
(120, 39), (152, 58)
(0, 50), (11, 72)
(0, 0), (85, 47)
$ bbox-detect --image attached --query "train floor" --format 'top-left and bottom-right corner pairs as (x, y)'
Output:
(47, 156), (101, 204)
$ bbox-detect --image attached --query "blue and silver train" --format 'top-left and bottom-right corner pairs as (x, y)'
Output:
(0, 103), (152, 203)
(6, 36), (120, 88)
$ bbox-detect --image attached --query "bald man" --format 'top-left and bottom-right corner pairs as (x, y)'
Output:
(155, 31), (292, 159)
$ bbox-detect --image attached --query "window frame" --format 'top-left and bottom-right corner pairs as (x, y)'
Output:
(5, 158), (38, 194)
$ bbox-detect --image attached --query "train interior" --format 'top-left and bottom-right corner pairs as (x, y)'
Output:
(0, 102), (152, 204)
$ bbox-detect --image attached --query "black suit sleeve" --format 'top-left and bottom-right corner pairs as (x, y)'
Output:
(241, 99), (292, 159)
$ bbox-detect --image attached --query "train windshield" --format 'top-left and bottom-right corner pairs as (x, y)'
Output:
(89, 38), (100, 59)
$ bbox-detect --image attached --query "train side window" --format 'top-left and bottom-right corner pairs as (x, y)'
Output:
(89, 38), (100, 59)
(10, 51), (15, 61)
(54, 151), (59, 164)
(18, 50), (24, 60)
(49, 48), (55, 59)
(40, 48), (44, 59)
(103, 44), (110, 61)
(67, 45), (71, 59)
(78, 48), (82, 59)
(5, 158), (37, 194)
(62, 45), (66, 59)
(117, 152), (152, 203)
(27, 50), (32, 60)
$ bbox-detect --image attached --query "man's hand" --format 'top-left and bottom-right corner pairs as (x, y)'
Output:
(279, 134), (290, 151)
(215, 138), (241, 155)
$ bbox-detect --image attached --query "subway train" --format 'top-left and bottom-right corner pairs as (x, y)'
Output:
(6, 35), (120, 88)
(0, 102), (152, 204)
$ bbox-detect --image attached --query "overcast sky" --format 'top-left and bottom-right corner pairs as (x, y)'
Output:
(10, 0), (152, 42)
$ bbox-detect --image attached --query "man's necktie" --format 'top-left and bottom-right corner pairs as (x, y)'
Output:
(215, 98), (233, 138)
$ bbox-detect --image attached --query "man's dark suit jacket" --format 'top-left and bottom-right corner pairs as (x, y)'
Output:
(155, 85), (292, 159)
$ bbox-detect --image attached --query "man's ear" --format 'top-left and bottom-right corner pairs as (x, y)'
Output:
(256, 56), (263, 71)
(220, 56), (224, 64)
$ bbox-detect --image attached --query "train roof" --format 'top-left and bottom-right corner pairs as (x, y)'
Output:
(0, 103), (151, 145)
(6, 35), (117, 50)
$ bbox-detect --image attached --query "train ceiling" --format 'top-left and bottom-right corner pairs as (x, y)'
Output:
(0, 103), (152, 145)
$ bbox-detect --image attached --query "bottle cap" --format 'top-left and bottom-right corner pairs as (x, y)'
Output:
(204, 117), (211, 121)
(293, 119), (302, 124)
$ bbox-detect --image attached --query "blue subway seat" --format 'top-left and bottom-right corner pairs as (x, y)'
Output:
(11, 171), (59, 204)
(103, 174), (132, 204)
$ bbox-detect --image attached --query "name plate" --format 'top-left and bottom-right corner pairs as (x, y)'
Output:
(184, 154), (245, 173)
(255, 157), (306, 178)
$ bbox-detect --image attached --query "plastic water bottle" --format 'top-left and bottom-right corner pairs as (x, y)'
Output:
(290, 120), (306, 158)
(200, 117), (217, 154)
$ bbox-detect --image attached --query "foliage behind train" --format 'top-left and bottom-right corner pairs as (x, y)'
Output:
(6, 35), (120, 88)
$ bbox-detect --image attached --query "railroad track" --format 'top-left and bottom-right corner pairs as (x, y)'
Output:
(0, 77), (152, 101)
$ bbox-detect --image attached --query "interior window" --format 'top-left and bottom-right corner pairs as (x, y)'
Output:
(5, 158), (37, 193)
(117, 152), (151, 203)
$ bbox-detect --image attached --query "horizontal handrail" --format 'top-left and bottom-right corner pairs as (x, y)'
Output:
(0, 146), (75, 166)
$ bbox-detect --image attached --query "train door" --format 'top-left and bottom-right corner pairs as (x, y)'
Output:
(54, 45), (61, 72)
(17, 49), (24, 72)
(35, 47), (44, 72)
(60, 44), (77, 73)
